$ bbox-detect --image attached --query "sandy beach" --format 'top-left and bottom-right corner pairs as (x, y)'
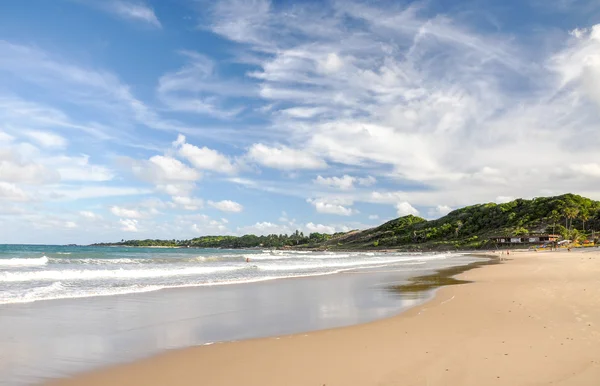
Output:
(48, 250), (600, 386)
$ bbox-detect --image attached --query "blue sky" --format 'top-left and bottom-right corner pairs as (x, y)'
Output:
(1, 0), (600, 244)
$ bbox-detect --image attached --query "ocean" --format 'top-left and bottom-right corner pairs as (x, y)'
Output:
(0, 245), (481, 384)
(0, 244), (457, 305)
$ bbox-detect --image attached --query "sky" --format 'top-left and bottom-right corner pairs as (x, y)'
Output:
(1, 0), (600, 244)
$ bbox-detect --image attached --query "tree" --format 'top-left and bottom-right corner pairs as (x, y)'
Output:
(580, 210), (590, 233)
(454, 220), (463, 237)
(564, 207), (579, 230)
(549, 210), (561, 235)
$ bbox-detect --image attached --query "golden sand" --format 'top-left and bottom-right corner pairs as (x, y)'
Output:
(48, 250), (600, 386)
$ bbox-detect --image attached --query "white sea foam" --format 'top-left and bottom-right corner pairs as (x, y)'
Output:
(0, 265), (247, 282)
(0, 283), (166, 305)
(0, 247), (465, 305)
(0, 256), (48, 266)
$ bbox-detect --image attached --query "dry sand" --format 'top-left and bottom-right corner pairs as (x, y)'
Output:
(48, 250), (600, 386)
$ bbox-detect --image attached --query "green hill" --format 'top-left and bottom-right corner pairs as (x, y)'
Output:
(319, 194), (600, 250)
(94, 194), (600, 251)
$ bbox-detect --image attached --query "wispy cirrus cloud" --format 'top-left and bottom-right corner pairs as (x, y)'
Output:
(200, 0), (600, 213)
(72, 0), (162, 28)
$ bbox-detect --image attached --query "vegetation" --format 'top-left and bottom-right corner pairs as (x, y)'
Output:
(318, 193), (600, 250)
(93, 194), (600, 251)
(93, 231), (344, 249)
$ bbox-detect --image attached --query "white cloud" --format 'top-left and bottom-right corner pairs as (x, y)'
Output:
(395, 202), (419, 217)
(0, 131), (14, 143)
(247, 143), (327, 170)
(119, 218), (139, 232)
(279, 107), (328, 119)
(0, 149), (57, 184)
(0, 182), (29, 201)
(202, 2), (600, 209)
(79, 211), (102, 220)
(50, 186), (151, 200)
(172, 196), (204, 211)
(208, 199), (243, 213)
(307, 198), (357, 216)
(314, 174), (377, 190)
(237, 221), (291, 236)
(368, 214), (379, 220)
(157, 52), (246, 118)
(571, 163), (600, 177)
(357, 176), (377, 186)
(427, 205), (452, 219)
(495, 196), (514, 204)
(130, 155), (201, 186)
(65, 221), (78, 229)
(313, 175), (355, 190)
(50, 155), (114, 182)
(318, 53), (344, 74)
(109, 1), (162, 28)
(110, 206), (144, 219)
(173, 134), (238, 174)
(304, 222), (335, 234)
(23, 130), (67, 149)
(156, 183), (195, 197)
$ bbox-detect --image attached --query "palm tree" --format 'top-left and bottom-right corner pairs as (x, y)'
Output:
(580, 211), (589, 233)
(564, 207), (579, 230)
(549, 210), (560, 235)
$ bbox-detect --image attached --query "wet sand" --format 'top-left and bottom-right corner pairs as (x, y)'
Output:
(48, 249), (600, 386)
(2, 254), (483, 385)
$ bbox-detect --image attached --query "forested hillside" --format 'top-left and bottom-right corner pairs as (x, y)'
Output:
(93, 194), (600, 251)
(320, 194), (600, 250)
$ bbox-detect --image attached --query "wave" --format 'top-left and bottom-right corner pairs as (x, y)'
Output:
(0, 265), (248, 282)
(0, 256), (48, 266)
(0, 283), (166, 305)
(0, 269), (355, 305)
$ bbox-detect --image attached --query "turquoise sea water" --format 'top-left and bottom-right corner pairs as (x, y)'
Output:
(0, 244), (456, 305)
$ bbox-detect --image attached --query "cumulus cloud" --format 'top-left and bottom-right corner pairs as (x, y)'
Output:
(307, 198), (357, 216)
(247, 143), (327, 170)
(119, 218), (139, 232)
(171, 196), (204, 211)
(237, 221), (290, 236)
(314, 174), (377, 190)
(0, 182), (29, 201)
(202, 1), (600, 208)
(127, 155), (201, 195)
(110, 206), (145, 219)
(208, 199), (243, 213)
(395, 202), (419, 217)
(313, 175), (355, 190)
(79, 211), (102, 220)
(0, 149), (57, 184)
(0, 131), (14, 143)
(427, 205), (452, 219)
(304, 222), (335, 234)
(173, 134), (238, 174)
(50, 154), (114, 182)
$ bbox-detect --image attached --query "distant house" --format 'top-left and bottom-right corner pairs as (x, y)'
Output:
(490, 234), (560, 245)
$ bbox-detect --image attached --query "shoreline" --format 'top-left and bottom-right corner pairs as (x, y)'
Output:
(47, 249), (600, 386)
(3, 253), (485, 385)
(0, 251), (479, 308)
